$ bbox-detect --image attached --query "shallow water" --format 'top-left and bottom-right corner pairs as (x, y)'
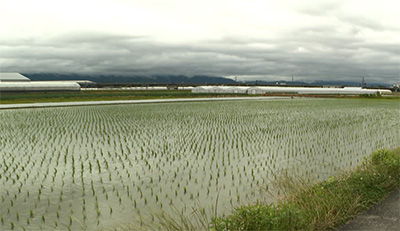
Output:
(0, 98), (398, 230)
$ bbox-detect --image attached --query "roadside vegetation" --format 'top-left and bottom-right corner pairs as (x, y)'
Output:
(210, 148), (400, 231)
(0, 90), (248, 104)
(133, 148), (400, 231)
(1, 89), (398, 104)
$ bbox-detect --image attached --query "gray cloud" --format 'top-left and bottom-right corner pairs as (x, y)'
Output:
(1, 0), (399, 85)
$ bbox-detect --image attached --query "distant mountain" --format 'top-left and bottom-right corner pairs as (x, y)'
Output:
(22, 73), (391, 87)
(23, 73), (236, 84)
(187, 75), (236, 84)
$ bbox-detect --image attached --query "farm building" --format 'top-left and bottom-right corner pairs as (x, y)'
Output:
(247, 86), (391, 95)
(191, 86), (251, 94)
(0, 73), (81, 92)
(191, 86), (391, 95)
(0, 73), (31, 82)
(191, 86), (215, 93)
(0, 81), (81, 92)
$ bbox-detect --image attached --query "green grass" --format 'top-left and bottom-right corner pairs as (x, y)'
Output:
(210, 148), (400, 231)
(1, 90), (398, 104)
(0, 90), (248, 104)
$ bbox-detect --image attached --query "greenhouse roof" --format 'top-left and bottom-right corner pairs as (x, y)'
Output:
(0, 73), (30, 82)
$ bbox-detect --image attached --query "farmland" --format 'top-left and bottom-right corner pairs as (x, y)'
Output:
(0, 98), (399, 230)
(0, 90), (245, 104)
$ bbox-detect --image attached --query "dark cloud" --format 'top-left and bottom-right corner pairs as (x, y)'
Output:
(1, 28), (399, 84)
(1, 0), (398, 84)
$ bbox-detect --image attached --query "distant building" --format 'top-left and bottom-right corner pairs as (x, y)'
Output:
(0, 82), (81, 92)
(393, 83), (400, 92)
(191, 86), (392, 95)
(0, 73), (31, 82)
(0, 73), (81, 92)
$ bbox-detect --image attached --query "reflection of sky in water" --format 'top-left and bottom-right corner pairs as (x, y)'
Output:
(0, 99), (398, 230)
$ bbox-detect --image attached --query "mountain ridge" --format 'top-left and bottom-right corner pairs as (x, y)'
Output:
(22, 73), (391, 87)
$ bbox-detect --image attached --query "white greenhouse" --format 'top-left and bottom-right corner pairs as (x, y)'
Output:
(191, 86), (215, 93)
(191, 86), (251, 94)
(0, 82), (81, 92)
(192, 86), (391, 95)
(247, 86), (391, 95)
(178, 86), (194, 90)
(0, 73), (31, 82)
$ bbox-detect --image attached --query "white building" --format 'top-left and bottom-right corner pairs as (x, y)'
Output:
(0, 73), (81, 92)
(191, 86), (392, 95)
(0, 82), (81, 92)
(247, 86), (391, 95)
(191, 86), (251, 94)
(0, 73), (31, 82)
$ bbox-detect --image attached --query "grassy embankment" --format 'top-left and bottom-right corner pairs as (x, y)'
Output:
(1, 90), (398, 104)
(139, 148), (400, 231)
(210, 148), (400, 231)
(0, 90), (248, 104)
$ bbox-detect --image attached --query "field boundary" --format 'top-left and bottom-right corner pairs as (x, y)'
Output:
(0, 96), (291, 110)
(210, 148), (400, 231)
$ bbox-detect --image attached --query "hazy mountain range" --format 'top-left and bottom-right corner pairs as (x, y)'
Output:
(23, 73), (391, 87)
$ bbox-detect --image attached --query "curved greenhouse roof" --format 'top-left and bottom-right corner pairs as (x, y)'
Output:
(247, 86), (391, 95)
(0, 82), (81, 92)
(191, 86), (391, 95)
(0, 73), (30, 82)
(191, 86), (251, 94)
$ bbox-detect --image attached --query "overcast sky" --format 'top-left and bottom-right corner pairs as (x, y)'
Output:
(1, 0), (399, 83)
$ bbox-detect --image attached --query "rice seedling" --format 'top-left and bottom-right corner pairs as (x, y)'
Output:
(0, 99), (398, 230)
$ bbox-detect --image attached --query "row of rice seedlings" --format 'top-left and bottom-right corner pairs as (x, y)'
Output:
(1, 99), (398, 230)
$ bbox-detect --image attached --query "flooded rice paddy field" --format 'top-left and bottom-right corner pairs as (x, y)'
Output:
(0, 98), (399, 230)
